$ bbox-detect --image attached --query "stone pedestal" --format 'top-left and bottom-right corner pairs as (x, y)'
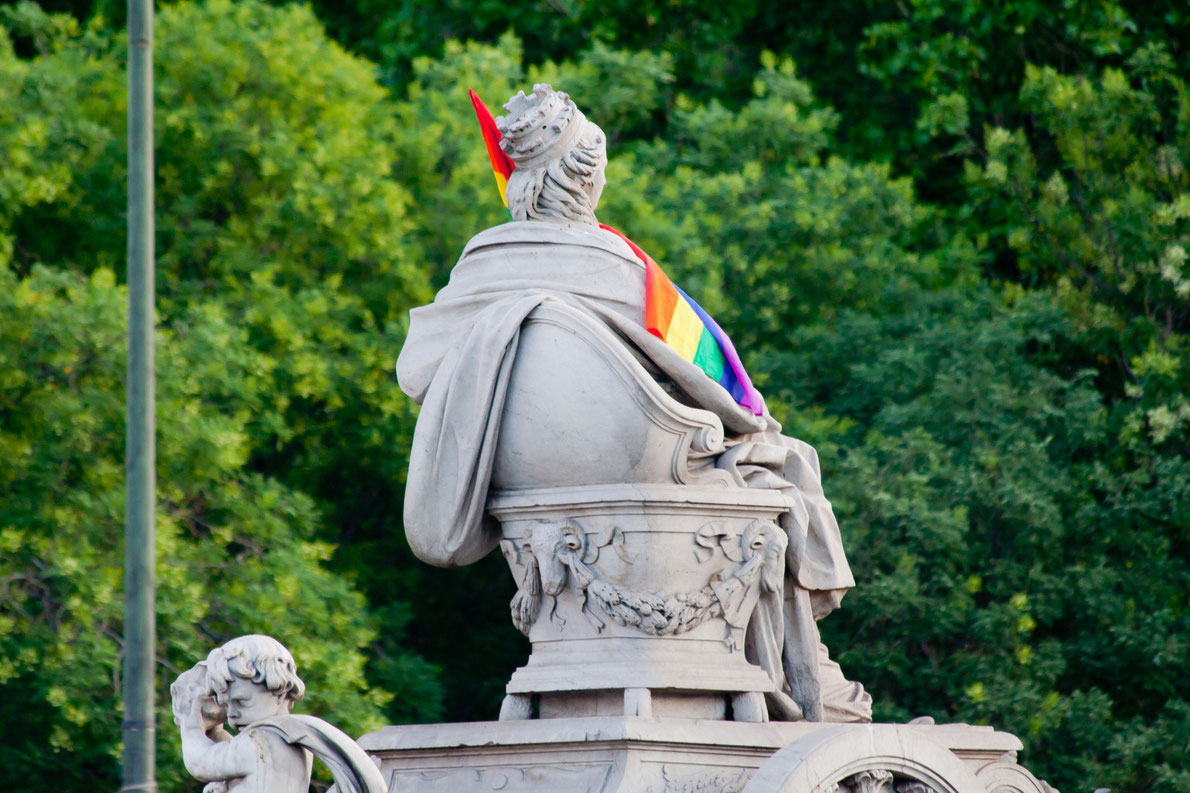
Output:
(359, 718), (1054, 793)
(492, 484), (790, 721)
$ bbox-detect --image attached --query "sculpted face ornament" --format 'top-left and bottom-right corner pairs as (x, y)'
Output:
(528, 520), (588, 596)
(495, 83), (608, 225)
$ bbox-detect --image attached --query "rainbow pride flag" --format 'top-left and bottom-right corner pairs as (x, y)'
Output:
(468, 89), (514, 209)
(598, 226), (763, 415)
(469, 89), (763, 416)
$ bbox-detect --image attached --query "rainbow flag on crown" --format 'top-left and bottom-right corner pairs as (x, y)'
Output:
(469, 90), (514, 212)
(468, 89), (763, 417)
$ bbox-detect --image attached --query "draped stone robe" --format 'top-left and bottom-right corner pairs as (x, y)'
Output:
(396, 220), (865, 720)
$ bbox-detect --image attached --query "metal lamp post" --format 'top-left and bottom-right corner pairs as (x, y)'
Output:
(122, 0), (156, 790)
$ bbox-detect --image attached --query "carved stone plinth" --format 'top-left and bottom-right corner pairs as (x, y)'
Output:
(358, 719), (1055, 793)
(492, 485), (789, 721)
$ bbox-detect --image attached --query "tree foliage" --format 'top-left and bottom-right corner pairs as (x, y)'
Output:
(2, 1), (1189, 792)
(0, 2), (435, 789)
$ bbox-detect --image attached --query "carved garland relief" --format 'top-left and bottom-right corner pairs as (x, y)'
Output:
(500, 518), (786, 649)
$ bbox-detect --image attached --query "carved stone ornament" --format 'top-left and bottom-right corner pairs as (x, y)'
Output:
(169, 635), (386, 793)
(741, 725), (984, 793)
(841, 770), (898, 793)
(975, 753), (1060, 793)
(502, 518), (786, 650)
(897, 782), (942, 793)
(496, 84), (590, 170)
(646, 765), (751, 793)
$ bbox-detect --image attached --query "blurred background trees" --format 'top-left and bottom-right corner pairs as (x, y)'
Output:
(0, 0), (1187, 790)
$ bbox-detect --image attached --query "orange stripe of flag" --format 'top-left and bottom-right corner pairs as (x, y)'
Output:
(645, 259), (678, 339)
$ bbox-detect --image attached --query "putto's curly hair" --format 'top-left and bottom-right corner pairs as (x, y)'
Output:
(497, 84), (607, 225)
(204, 634), (306, 706)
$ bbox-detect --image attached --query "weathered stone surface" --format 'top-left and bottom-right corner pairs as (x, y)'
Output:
(974, 753), (1058, 793)
(359, 719), (1048, 793)
(494, 482), (787, 721)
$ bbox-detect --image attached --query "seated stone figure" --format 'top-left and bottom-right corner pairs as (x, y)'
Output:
(170, 635), (386, 793)
(397, 84), (870, 723)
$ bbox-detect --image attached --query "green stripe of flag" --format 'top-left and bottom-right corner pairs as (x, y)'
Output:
(692, 329), (727, 382)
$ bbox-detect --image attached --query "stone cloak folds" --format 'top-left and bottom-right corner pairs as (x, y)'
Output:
(395, 220), (854, 604)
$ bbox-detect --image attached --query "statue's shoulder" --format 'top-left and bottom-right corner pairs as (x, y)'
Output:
(461, 220), (638, 264)
(238, 724), (306, 762)
(251, 715), (387, 793)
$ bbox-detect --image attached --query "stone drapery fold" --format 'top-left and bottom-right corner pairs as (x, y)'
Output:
(397, 221), (855, 597)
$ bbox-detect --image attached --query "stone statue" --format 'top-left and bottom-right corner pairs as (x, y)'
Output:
(170, 634), (386, 793)
(365, 83), (1059, 793)
(396, 84), (870, 723)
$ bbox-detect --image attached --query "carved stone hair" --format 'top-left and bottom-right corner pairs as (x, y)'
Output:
(496, 83), (607, 225)
(205, 634), (306, 705)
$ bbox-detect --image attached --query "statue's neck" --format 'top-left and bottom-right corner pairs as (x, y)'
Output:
(528, 215), (599, 230)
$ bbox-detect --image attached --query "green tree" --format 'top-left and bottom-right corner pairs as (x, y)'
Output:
(782, 289), (1189, 789)
(0, 3), (440, 790)
(4, 1), (1190, 791)
(0, 264), (388, 790)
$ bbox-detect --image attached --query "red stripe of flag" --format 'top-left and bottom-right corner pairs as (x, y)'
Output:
(469, 89), (514, 183)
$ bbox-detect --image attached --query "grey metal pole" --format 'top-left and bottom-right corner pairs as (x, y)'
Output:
(122, 0), (156, 789)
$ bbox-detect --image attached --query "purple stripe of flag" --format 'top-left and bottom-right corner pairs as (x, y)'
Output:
(674, 285), (763, 416)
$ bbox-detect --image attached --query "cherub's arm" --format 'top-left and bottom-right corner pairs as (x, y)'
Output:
(179, 720), (255, 782)
(172, 674), (253, 783)
(205, 725), (234, 743)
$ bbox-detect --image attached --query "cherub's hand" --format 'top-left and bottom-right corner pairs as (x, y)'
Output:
(170, 663), (226, 733)
(202, 781), (229, 793)
(198, 695), (228, 735)
(171, 665), (206, 728)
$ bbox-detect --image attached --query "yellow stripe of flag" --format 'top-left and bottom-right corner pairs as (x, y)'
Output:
(494, 172), (509, 207)
(666, 296), (703, 360)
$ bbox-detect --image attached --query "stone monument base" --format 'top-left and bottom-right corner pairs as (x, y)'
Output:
(359, 717), (1055, 793)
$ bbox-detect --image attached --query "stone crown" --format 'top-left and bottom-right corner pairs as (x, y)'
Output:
(496, 83), (587, 170)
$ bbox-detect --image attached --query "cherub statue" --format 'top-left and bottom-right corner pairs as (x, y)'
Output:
(170, 635), (386, 793)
